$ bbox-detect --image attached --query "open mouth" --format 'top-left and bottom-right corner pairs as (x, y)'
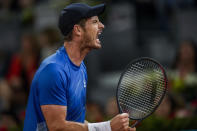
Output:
(96, 32), (102, 44)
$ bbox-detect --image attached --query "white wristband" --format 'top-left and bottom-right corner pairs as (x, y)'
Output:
(88, 121), (111, 131)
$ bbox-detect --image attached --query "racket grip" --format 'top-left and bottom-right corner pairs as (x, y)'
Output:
(131, 120), (141, 128)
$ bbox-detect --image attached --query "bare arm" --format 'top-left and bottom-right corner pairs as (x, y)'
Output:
(41, 105), (136, 131)
(41, 105), (88, 131)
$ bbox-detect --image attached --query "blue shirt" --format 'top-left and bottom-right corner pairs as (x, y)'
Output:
(23, 46), (87, 131)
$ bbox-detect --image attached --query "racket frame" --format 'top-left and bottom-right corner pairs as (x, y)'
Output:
(116, 57), (168, 123)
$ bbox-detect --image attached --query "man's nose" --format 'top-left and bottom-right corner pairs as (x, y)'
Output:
(99, 22), (105, 29)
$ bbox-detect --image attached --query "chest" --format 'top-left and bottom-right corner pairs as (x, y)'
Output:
(66, 69), (87, 112)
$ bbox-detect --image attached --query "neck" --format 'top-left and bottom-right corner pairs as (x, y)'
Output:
(64, 41), (90, 66)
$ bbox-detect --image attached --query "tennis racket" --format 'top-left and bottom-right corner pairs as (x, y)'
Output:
(116, 57), (167, 128)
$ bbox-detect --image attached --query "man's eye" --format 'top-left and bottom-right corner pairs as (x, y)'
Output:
(93, 20), (98, 23)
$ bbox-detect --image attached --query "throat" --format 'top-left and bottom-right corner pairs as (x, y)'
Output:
(64, 42), (89, 66)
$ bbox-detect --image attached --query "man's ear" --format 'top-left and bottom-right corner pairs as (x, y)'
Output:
(73, 25), (83, 36)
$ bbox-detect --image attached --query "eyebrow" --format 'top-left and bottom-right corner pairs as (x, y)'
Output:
(92, 18), (99, 22)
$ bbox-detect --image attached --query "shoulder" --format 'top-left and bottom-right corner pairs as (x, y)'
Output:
(35, 63), (68, 91)
(39, 52), (69, 74)
(38, 63), (65, 80)
(43, 63), (62, 72)
(36, 60), (70, 83)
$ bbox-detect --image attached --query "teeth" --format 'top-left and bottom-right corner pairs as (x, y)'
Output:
(97, 32), (102, 40)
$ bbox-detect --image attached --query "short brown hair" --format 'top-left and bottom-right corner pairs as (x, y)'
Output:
(64, 18), (87, 42)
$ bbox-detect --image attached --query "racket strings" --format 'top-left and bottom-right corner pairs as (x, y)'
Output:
(122, 66), (164, 102)
(118, 60), (166, 119)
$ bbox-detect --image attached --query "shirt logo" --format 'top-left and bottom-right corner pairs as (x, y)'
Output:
(83, 81), (86, 88)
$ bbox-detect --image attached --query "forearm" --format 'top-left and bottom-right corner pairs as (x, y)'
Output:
(49, 120), (88, 131)
(41, 105), (88, 131)
(58, 121), (111, 131)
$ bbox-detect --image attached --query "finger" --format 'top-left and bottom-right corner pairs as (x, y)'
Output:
(122, 120), (130, 129)
(120, 115), (129, 125)
(123, 121), (129, 127)
(120, 118), (129, 128)
(123, 125), (130, 131)
(120, 113), (129, 118)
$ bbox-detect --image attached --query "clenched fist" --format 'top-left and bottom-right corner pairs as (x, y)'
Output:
(110, 113), (136, 131)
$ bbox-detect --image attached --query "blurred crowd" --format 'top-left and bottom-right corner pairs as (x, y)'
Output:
(0, 0), (197, 130)
(0, 0), (63, 129)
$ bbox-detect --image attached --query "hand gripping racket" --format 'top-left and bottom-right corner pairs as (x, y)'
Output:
(116, 57), (167, 127)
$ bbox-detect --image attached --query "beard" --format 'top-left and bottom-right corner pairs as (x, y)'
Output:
(81, 32), (101, 50)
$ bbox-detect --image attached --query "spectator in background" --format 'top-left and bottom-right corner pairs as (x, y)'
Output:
(105, 97), (119, 119)
(172, 40), (197, 80)
(18, 0), (36, 26)
(86, 102), (104, 122)
(0, 80), (12, 112)
(6, 32), (40, 118)
(168, 39), (197, 118)
(0, 110), (20, 130)
(38, 27), (61, 61)
(155, 94), (174, 119)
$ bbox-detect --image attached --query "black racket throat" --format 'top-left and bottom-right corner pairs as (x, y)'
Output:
(116, 57), (167, 127)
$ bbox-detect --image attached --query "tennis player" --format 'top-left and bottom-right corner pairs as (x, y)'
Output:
(23, 3), (136, 131)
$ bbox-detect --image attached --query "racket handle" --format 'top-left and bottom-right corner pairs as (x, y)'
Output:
(131, 120), (141, 128)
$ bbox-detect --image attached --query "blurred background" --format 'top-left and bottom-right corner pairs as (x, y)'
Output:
(0, 0), (197, 130)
